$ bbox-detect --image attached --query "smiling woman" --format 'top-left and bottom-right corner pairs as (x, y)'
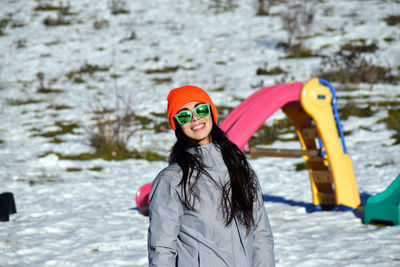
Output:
(147, 85), (275, 267)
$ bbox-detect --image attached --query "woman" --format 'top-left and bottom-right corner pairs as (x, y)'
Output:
(148, 85), (275, 266)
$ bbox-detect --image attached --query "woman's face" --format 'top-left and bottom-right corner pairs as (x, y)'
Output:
(178, 101), (213, 146)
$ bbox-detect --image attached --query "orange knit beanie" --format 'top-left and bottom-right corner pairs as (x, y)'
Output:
(167, 85), (218, 131)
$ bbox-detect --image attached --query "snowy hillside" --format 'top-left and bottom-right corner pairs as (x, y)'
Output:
(0, 0), (399, 266)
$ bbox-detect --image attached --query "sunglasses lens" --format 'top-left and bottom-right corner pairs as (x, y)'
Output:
(195, 104), (210, 118)
(176, 111), (192, 125)
(174, 103), (211, 126)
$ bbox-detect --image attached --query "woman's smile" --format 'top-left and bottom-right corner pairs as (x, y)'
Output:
(192, 123), (205, 131)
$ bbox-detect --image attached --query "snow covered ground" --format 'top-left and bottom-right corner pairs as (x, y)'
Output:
(0, 0), (399, 266)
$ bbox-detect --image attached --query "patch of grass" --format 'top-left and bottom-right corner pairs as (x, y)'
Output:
(338, 102), (377, 120)
(318, 51), (399, 84)
(378, 109), (400, 144)
(34, 1), (71, 13)
(207, 0), (238, 13)
(256, 65), (286, 75)
(7, 98), (43, 106)
(335, 85), (360, 92)
(11, 21), (25, 28)
(49, 138), (64, 144)
(16, 38), (27, 48)
(153, 121), (169, 133)
(151, 111), (168, 118)
(39, 149), (166, 161)
(73, 76), (85, 83)
(87, 93), (140, 160)
(149, 112), (170, 132)
(66, 167), (82, 172)
(44, 40), (62, 46)
(36, 72), (63, 93)
(359, 125), (372, 132)
(343, 129), (352, 136)
(383, 15), (400, 26)
(43, 12), (70, 26)
(383, 37), (395, 43)
(145, 56), (160, 62)
(38, 88), (63, 94)
(29, 127), (41, 132)
(24, 171), (60, 184)
(215, 61), (226, 65)
(249, 118), (295, 146)
(111, 73), (121, 79)
(67, 63), (109, 81)
(366, 160), (395, 168)
(210, 86), (226, 92)
(295, 162), (307, 171)
(47, 104), (72, 110)
(67, 166), (103, 172)
(145, 66), (179, 74)
(93, 20), (109, 30)
(375, 100), (400, 108)
(89, 166), (103, 171)
(0, 17), (11, 36)
(32, 121), (80, 138)
(152, 77), (172, 84)
(341, 41), (378, 53)
(279, 44), (316, 59)
(133, 114), (153, 129)
(120, 31), (136, 42)
(109, 0), (130, 15)
(255, 0), (270, 16)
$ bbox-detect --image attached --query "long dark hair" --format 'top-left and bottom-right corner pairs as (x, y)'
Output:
(169, 115), (259, 230)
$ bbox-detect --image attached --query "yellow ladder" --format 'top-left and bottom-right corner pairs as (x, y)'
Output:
(283, 78), (360, 209)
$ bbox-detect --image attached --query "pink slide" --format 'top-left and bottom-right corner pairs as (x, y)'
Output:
(220, 82), (303, 151)
(136, 183), (152, 216)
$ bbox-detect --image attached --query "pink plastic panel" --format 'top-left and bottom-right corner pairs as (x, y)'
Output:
(220, 82), (303, 151)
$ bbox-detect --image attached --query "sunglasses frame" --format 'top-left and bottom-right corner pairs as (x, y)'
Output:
(174, 103), (211, 126)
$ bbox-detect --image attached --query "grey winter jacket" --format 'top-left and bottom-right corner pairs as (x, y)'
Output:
(148, 143), (275, 266)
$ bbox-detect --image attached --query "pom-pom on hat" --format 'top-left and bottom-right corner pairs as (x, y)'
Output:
(167, 85), (218, 131)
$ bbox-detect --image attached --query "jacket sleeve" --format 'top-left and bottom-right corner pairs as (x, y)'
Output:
(147, 168), (183, 266)
(252, 189), (275, 267)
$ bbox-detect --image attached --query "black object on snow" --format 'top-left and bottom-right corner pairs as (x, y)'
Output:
(0, 192), (17, 222)
(0, 196), (9, 222)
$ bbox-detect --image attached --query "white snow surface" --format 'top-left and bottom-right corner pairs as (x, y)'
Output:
(1, 0), (400, 266)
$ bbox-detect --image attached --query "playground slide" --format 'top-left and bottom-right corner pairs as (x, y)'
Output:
(220, 84), (292, 130)
(364, 174), (400, 225)
(136, 183), (152, 216)
(220, 82), (303, 151)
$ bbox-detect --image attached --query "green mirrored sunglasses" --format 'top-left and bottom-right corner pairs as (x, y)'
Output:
(174, 103), (211, 126)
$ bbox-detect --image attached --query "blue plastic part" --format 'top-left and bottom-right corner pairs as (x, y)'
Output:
(317, 138), (327, 157)
(318, 78), (348, 154)
(306, 205), (324, 212)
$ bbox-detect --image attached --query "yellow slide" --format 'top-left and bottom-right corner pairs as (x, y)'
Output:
(286, 77), (360, 209)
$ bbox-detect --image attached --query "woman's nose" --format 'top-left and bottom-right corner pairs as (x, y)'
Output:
(192, 112), (200, 122)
